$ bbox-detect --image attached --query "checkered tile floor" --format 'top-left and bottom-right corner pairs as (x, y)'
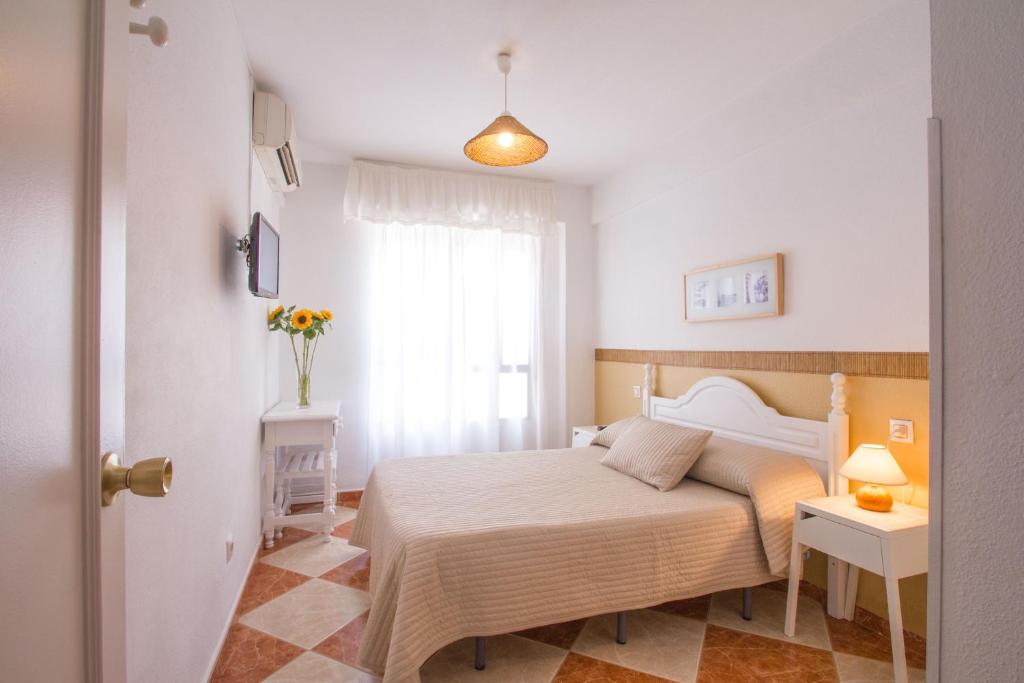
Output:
(211, 496), (926, 682)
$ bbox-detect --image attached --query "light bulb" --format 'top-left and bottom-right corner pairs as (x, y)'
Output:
(497, 132), (514, 148)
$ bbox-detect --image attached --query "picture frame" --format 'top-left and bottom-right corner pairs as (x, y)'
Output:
(683, 253), (784, 322)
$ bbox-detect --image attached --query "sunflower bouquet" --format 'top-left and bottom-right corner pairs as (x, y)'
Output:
(268, 305), (333, 408)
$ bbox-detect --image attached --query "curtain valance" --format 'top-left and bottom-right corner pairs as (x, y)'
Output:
(343, 160), (558, 236)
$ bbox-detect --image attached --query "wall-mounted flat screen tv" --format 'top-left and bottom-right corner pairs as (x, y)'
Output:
(248, 212), (279, 298)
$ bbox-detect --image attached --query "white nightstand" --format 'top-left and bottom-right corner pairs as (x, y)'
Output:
(784, 495), (928, 683)
(571, 425), (603, 447)
(261, 400), (342, 548)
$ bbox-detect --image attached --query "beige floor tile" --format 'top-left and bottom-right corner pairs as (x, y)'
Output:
(420, 634), (567, 683)
(261, 535), (366, 577)
(833, 652), (925, 683)
(239, 579), (370, 649)
(265, 652), (380, 682)
(334, 507), (359, 526)
(708, 587), (830, 650)
(570, 610), (704, 682)
(285, 504), (357, 522)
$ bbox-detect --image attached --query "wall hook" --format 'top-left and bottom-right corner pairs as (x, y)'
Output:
(130, 16), (169, 47)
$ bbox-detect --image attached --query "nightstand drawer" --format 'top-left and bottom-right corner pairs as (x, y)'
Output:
(798, 515), (884, 575)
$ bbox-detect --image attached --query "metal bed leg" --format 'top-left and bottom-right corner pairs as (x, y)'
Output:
(616, 612), (627, 644)
(474, 637), (485, 671)
(742, 587), (753, 621)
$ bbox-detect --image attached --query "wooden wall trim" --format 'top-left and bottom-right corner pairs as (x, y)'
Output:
(595, 349), (929, 380)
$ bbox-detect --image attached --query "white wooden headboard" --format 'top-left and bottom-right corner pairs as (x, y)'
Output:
(640, 364), (850, 496)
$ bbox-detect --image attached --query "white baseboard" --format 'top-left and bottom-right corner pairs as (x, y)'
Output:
(202, 538), (260, 683)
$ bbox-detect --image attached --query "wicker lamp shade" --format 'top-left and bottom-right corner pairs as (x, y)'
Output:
(464, 114), (548, 167)
(464, 52), (548, 167)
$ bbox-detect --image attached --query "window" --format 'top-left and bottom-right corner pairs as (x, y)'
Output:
(498, 235), (534, 420)
(367, 222), (542, 457)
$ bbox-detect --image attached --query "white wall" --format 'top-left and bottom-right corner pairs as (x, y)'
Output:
(0, 2), (88, 680)
(277, 163), (594, 488)
(931, 0), (1024, 679)
(251, 151), (286, 407)
(276, 162), (374, 489)
(125, 2), (278, 681)
(593, 1), (931, 352)
(557, 184), (596, 431)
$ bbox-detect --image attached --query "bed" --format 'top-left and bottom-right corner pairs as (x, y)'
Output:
(350, 371), (850, 682)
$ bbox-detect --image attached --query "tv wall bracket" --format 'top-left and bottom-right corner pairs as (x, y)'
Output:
(236, 234), (252, 268)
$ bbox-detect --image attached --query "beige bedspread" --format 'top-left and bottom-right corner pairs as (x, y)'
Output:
(350, 443), (824, 682)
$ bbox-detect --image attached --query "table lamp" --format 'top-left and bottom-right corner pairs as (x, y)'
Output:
(839, 444), (908, 512)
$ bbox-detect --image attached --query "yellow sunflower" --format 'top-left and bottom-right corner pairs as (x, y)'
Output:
(267, 305), (284, 322)
(291, 308), (314, 330)
(320, 309), (333, 321)
(312, 311), (324, 320)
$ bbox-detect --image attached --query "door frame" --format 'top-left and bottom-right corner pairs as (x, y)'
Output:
(925, 117), (943, 682)
(81, 0), (128, 681)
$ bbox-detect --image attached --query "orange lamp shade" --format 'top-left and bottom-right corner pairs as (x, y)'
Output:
(464, 114), (548, 167)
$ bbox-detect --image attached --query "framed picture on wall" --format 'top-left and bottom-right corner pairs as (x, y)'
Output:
(684, 253), (784, 322)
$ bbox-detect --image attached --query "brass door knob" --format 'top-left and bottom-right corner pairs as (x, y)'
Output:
(101, 452), (173, 506)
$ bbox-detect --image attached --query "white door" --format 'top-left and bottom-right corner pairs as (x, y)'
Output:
(1, 1), (135, 680)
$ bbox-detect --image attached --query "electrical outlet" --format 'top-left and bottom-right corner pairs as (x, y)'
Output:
(632, 385), (641, 399)
(225, 536), (235, 563)
(889, 418), (914, 443)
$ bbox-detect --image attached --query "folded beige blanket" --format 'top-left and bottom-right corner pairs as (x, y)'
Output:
(350, 442), (824, 683)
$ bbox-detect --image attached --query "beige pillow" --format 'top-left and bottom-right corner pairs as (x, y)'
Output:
(590, 416), (641, 448)
(600, 416), (713, 491)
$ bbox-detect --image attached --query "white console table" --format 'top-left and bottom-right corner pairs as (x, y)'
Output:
(261, 400), (341, 549)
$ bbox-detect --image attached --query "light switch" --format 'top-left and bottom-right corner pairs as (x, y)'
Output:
(889, 418), (914, 443)
(632, 385), (642, 399)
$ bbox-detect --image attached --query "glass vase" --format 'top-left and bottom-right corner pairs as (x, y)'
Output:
(297, 372), (311, 408)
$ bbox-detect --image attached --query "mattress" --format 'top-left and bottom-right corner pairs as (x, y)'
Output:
(350, 442), (824, 682)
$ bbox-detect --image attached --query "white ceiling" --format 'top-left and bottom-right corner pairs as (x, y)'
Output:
(231, 0), (892, 185)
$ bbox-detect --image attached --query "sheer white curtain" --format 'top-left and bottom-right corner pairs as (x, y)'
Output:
(344, 161), (561, 462)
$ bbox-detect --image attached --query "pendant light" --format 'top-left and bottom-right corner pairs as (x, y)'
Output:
(464, 52), (548, 167)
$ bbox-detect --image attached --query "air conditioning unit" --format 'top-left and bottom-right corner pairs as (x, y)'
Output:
(252, 91), (302, 192)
